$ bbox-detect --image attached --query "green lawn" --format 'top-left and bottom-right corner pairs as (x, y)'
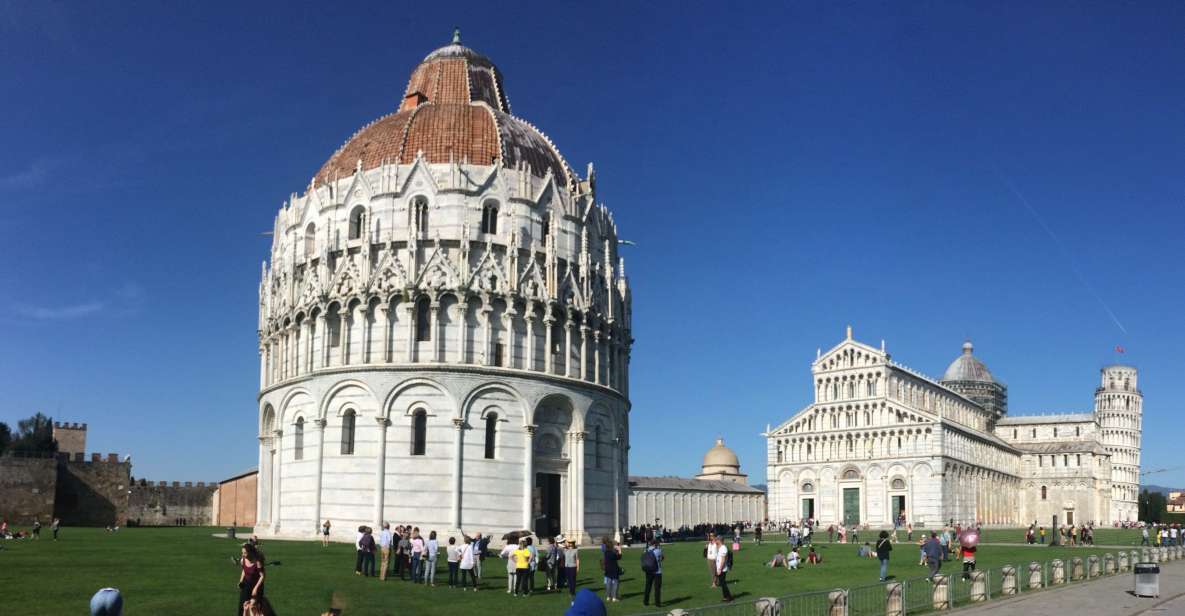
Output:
(1, 527), (1124, 615)
(969, 527), (1146, 547)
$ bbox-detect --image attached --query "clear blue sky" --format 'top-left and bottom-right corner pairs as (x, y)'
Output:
(2, 1), (1182, 488)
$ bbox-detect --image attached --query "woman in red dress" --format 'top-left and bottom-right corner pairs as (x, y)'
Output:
(238, 543), (266, 615)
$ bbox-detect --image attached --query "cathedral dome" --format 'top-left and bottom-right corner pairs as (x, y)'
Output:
(702, 438), (740, 471)
(942, 341), (995, 383)
(314, 31), (572, 185)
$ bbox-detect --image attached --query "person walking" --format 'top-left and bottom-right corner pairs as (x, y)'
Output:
(446, 537), (461, 587)
(459, 536), (479, 592)
(754, 523), (763, 545)
(923, 532), (943, 580)
(425, 531), (439, 586)
(714, 535), (733, 602)
(513, 539), (533, 597)
(563, 539), (580, 597)
(641, 539), (663, 608)
(602, 537), (622, 603)
(705, 533), (719, 588)
(1141, 525), (1150, 546)
(960, 539), (977, 580)
(378, 523), (393, 582)
(876, 530), (893, 582)
(238, 542), (267, 615)
(51, 518), (60, 541)
(322, 520), (331, 547)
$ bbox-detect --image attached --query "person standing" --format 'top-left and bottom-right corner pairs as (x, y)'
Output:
(378, 524), (393, 581)
(425, 531), (439, 586)
(923, 532), (943, 580)
(446, 537), (461, 587)
(361, 528), (377, 577)
(602, 538), (622, 603)
(322, 520), (331, 547)
(32, 518), (41, 540)
(512, 539), (532, 597)
(563, 539), (580, 597)
(51, 518), (60, 541)
(500, 540), (518, 593)
(397, 531), (412, 581)
(754, 523), (763, 545)
(642, 539), (663, 608)
(714, 536), (733, 602)
(459, 536), (479, 592)
(238, 543), (267, 615)
(876, 530), (893, 582)
(545, 538), (560, 591)
(409, 529), (425, 583)
(526, 536), (538, 594)
(705, 533), (719, 588)
(960, 539), (977, 580)
(354, 526), (366, 575)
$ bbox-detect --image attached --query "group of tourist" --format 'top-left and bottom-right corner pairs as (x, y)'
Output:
(0, 517), (60, 540)
(1141, 523), (1181, 546)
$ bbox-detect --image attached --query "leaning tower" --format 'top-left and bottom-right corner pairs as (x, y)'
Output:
(1094, 365), (1142, 522)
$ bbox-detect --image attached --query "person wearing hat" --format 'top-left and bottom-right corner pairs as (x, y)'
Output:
(90, 588), (123, 616)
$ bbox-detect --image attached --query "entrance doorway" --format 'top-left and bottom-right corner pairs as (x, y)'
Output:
(842, 488), (860, 526)
(891, 495), (906, 523)
(801, 498), (815, 520)
(534, 473), (561, 538)
(1065, 510), (1074, 526)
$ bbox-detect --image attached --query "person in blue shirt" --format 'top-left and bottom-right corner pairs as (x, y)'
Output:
(922, 532), (944, 580)
(642, 539), (664, 608)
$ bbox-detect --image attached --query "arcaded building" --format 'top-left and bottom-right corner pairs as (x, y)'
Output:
(765, 328), (1142, 528)
(628, 439), (766, 528)
(254, 33), (632, 544)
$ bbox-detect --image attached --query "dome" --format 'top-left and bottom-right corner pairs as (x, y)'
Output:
(941, 341), (995, 383)
(702, 438), (740, 470)
(314, 31), (572, 184)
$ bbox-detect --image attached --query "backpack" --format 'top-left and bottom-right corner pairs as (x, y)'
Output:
(640, 549), (658, 574)
(725, 549), (734, 569)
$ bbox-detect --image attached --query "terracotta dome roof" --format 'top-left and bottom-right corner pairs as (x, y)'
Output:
(315, 34), (571, 184)
(702, 438), (740, 470)
(941, 341), (995, 384)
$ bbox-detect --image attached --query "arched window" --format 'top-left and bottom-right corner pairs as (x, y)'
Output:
(481, 200), (499, 234)
(541, 213), (550, 246)
(415, 297), (431, 342)
(594, 426), (603, 469)
(801, 482), (814, 493)
(1053, 427), (1058, 437)
(304, 223), (317, 258)
(348, 205), (366, 240)
(1076, 427), (1080, 437)
(842, 469), (860, 480)
(484, 413), (498, 459)
(341, 410), (356, 455)
(411, 410), (427, 456)
(891, 478), (906, 490)
(1041, 485), (1047, 500)
(294, 417), (305, 460)
(413, 197), (429, 236)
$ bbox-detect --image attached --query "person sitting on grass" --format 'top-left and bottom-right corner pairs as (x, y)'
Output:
(767, 550), (788, 569)
(807, 545), (822, 564)
(857, 542), (875, 559)
(90, 588), (123, 616)
(789, 547), (800, 569)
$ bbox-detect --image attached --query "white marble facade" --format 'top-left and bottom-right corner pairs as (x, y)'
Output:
(765, 328), (1142, 528)
(254, 37), (632, 545)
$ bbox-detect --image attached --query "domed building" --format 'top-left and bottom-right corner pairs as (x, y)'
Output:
(254, 33), (632, 544)
(765, 328), (1142, 527)
(627, 439), (766, 528)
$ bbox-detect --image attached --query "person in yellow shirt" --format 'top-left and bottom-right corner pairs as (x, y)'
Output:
(512, 539), (533, 597)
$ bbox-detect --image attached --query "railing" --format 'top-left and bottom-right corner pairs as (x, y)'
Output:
(637, 546), (1183, 616)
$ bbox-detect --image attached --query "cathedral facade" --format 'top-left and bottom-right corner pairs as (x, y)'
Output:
(254, 34), (632, 544)
(765, 328), (1142, 528)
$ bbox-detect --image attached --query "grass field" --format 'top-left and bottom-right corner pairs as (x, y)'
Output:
(966, 527), (1146, 546)
(1, 527), (1123, 615)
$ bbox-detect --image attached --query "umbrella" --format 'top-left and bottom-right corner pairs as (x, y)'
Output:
(959, 530), (979, 549)
(501, 529), (533, 543)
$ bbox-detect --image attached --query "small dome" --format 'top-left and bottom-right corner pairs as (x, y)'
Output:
(702, 438), (740, 470)
(941, 341), (995, 383)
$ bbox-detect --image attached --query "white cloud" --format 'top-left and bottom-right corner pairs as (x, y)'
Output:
(14, 301), (106, 320)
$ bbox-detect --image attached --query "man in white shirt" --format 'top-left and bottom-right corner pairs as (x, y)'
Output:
(706, 533), (719, 588)
(378, 523), (393, 581)
(715, 536), (733, 602)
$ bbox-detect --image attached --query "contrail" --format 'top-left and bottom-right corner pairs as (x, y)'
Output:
(994, 169), (1128, 335)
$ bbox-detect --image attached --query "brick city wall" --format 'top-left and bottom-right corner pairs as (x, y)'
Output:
(0, 456), (58, 524)
(215, 472), (257, 527)
(54, 453), (131, 527)
(128, 479), (217, 526)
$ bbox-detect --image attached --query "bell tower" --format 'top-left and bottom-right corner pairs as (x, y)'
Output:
(1094, 365), (1141, 522)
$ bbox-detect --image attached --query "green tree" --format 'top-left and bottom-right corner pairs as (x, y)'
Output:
(8, 412), (57, 455)
(1139, 488), (1168, 523)
(0, 422), (11, 455)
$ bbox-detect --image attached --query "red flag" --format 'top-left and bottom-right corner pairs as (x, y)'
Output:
(1115, 345), (1125, 354)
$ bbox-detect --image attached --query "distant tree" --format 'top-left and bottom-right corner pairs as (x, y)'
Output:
(7, 412), (57, 455)
(0, 422), (10, 455)
(1139, 488), (1168, 523)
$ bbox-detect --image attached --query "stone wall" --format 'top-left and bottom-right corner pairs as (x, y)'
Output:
(215, 471), (257, 527)
(0, 456), (58, 524)
(128, 480), (217, 526)
(54, 453), (131, 527)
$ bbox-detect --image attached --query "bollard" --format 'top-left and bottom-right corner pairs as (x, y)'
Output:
(1028, 561), (1043, 590)
(931, 574), (950, 610)
(667, 610), (692, 616)
(1088, 555), (1099, 578)
(1119, 551), (1129, 571)
(827, 589), (847, 616)
(885, 582), (903, 616)
(1142, 548), (1151, 562)
(1159, 547), (1168, 562)
(1105, 553), (1116, 574)
(1051, 559), (1065, 585)
(755, 597), (782, 616)
(1132, 550), (1141, 567)
(1001, 565), (1017, 595)
(969, 570), (987, 602)
(1152, 548), (1161, 563)
(1071, 557), (1084, 580)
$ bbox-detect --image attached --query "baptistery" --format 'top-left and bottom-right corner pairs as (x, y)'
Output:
(254, 32), (632, 544)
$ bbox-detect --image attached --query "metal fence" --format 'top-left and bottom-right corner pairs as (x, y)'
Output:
(629, 547), (1184, 616)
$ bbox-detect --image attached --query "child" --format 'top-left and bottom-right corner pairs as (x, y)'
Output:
(961, 543), (977, 579)
(807, 546), (822, 564)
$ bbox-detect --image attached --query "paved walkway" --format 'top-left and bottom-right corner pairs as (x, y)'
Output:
(951, 560), (1185, 616)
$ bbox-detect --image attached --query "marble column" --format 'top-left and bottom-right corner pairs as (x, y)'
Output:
(311, 418), (327, 537)
(316, 313), (329, 369)
(574, 431), (585, 541)
(355, 304), (370, 364)
(377, 304), (390, 363)
(431, 302), (442, 363)
(480, 306), (493, 366)
(579, 325), (589, 381)
(404, 301), (416, 362)
(259, 345), (267, 389)
(271, 429), (283, 533)
(523, 425), (536, 530)
(502, 308), (516, 368)
(525, 312), (537, 371)
(612, 436), (621, 538)
(340, 310), (352, 367)
(593, 331), (603, 385)
(374, 417), (389, 526)
(543, 315), (555, 374)
(564, 321), (574, 378)
(457, 300), (469, 363)
(451, 418), (464, 528)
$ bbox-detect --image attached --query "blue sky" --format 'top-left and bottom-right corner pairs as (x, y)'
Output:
(1, 1), (1182, 488)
